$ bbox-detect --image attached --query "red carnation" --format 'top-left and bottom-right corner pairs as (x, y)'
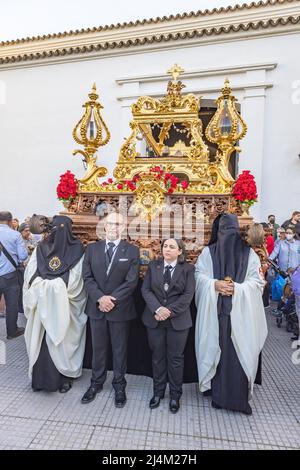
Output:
(181, 180), (189, 190)
(56, 170), (78, 202)
(232, 170), (258, 205)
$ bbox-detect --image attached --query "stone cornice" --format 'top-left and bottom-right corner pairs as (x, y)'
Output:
(116, 62), (276, 102)
(116, 82), (274, 102)
(0, 0), (299, 69)
(116, 62), (278, 84)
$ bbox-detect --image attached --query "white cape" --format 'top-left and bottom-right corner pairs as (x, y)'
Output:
(23, 249), (87, 379)
(195, 247), (268, 398)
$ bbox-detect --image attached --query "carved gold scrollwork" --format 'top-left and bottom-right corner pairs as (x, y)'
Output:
(71, 68), (248, 221)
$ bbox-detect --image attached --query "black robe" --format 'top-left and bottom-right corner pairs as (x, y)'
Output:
(32, 334), (67, 392)
(209, 214), (252, 414)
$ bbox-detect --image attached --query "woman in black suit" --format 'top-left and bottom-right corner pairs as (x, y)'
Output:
(141, 239), (195, 413)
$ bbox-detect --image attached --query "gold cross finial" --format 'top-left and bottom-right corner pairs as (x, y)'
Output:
(88, 82), (99, 101)
(167, 64), (185, 81)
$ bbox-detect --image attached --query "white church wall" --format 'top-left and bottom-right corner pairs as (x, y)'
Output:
(0, 31), (299, 223)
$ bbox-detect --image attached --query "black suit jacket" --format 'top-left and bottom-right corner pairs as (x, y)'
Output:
(83, 239), (140, 321)
(141, 259), (195, 331)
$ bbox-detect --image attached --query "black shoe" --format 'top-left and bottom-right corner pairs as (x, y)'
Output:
(203, 390), (212, 397)
(149, 396), (162, 409)
(169, 398), (180, 414)
(59, 381), (72, 393)
(7, 327), (25, 340)
(242, 405), (253, 416)
(212, 401), (222, 410)
(291, 335), (299, 341)
(81, 385), (102, 404)
(115, 391), (126, 408)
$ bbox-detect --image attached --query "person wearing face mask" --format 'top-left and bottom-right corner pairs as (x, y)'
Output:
(141, 239), (195, 414)
(269, 228), (300, 272)
(282, 211), (300, 240)
(267, 215), (279, 240)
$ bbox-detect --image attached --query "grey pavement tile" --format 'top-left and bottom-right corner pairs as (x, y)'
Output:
(2, 386), (65, 420)
(88, 426), (148, 450)
(29, 420), (94, 450)
(145, 431), (202, 450)
(148, 402), (202, 436)
(0, 364), (30, 389)
(0, 386), (25, 414)
(97, 393), (151, 431)
(0, 416), (44, 450)
(0, 306), (299, 450)
(50, 386), (112, 425)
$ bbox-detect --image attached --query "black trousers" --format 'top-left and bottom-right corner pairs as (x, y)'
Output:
(147, 324), (190, 400)
(89, 317), (130, 392)
(0, 271), (20, 337)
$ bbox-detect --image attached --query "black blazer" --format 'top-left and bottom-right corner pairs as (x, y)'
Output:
(83, 239), (140, 321)
(141, 259), (195, 331)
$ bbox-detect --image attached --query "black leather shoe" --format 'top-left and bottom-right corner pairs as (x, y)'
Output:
(242, 404), (253, 416)
(115, 391), (127, 408)
(169, 399), (180, 414)
(149, 396), (162, 409)
(59, 381), (72, 393)
(212, 401), (222, 410)
(7, 327), (25, 340)
(81, 385), (102, 404)
(291, 335), (299, 341)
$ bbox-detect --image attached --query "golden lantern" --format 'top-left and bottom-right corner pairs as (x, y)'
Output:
(73, 83), (110, 191)
(205, 78), (247, 181)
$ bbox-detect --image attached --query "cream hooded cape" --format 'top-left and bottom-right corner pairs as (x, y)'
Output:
(195, 247), (268, 398)
(23, 249), (87, 378)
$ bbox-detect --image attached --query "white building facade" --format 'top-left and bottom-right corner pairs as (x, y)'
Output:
(0, 0), (299, 222)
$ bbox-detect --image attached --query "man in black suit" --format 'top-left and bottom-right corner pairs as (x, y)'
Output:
(81, 212), (140, 407)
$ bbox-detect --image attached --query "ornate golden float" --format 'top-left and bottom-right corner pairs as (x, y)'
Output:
(65, 64), (249, 263)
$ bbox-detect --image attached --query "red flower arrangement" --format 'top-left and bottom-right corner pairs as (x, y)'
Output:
(232, 170), (258, 206)
(56, 170), (78, 202)
(101, 165), (189, 193)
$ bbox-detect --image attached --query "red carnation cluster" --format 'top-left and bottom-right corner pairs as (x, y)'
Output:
(100, 165), (189, 193)
(164, 172), (179, 194)
(232, 170), (258, 204)
(56, 170), (78, 201)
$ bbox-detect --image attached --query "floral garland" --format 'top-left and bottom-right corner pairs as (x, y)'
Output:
(101, 165), (189, 193)
(232, 170), (258, 206)
(56, 170), (78, 202)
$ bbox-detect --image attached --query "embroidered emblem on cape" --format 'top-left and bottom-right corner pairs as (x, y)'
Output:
(49, 256), (62, 271)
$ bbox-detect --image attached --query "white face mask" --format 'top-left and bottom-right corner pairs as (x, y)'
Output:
(286, 234), (294, 241)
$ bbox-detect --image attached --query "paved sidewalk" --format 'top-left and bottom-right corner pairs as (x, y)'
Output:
(0, 309), (299, 450)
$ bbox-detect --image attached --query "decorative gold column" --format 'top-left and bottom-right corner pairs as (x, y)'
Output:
(73, 83), (110, 191)
(205, 78), (247, 182)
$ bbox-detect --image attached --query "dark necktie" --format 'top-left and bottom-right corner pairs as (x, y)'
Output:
(163, 265), (172, 291)
(106, 242), (115, 269)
